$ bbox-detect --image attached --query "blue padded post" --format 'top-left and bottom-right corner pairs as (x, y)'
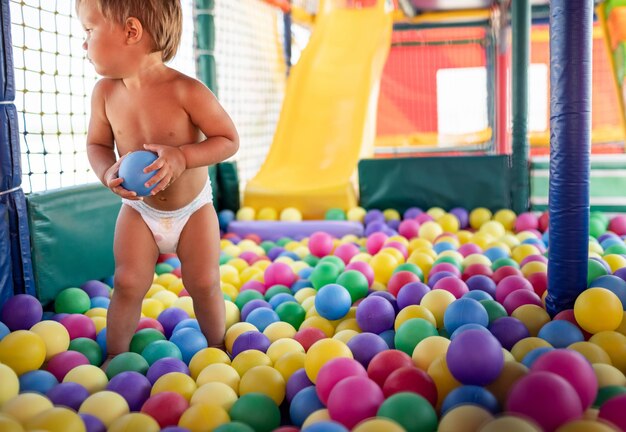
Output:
(545, 0), (593, 316)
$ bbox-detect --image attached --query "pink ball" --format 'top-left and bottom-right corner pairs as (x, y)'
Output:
(239, 251), (260, 265)
(495, 275), (534, 304)
(264, 262), (296, 287)
(316, 357), (368, 405)
(346, 261), (375, 287)
(387, 271), (421, 297)
(60, 314), (97, 340)
(415, 213), (434, 224)
(461, 264), (493, 281)
(327, 376), (385, 429)
(136, 317), (165, 334)
(492, 266), (523, 284)
(430, 263), (461, 278)
(432, 276), (469, 299)
(309, 232), (334, 257)
(502, 289), (543, 314)
(598, 394), (626, 431)
(366, 232), (388, 255)
(531, 349), (598, 410)
(293, 327), (327, 352)
(334, 243), (360, 265)
(520, 254), (548, 267)
(515, 212), (539, 233)
(240, 280), (267, 295)
(46, 351), (90, 381)
(457, 243), (483, 257)
(526, 272), (548, 298)
(385, 241), (408, 259)
(507, 371), (584, 431)
(398, 219), (420, 239)
(608, 215), (626, 236)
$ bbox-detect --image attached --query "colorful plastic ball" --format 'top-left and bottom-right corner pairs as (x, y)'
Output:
(287, 368), (315, 403)
(1, 392), (53, 424)
(80, 412), (107, 432)
(0, 330), (46, 375)
(382, 366), (438, 407)
(1, 294), (43, 331)
(141, 391), (189, 428)
(188, 347), (230, 379)
(118, 150), (158, 196)
(488, 316), (530, 350)
(441, 385), (499, 415)
(309, 232), (334, 258)
(46, 382), (90, 411)
(54, 287), (91, 314)
(366, 349), (413, 387)
(275, 302), (306, 329)
(63, 364), (108, 394)
(191, 381), (238, 411)
(240, 365), (286, 404)
(438, 405), (493, 432)
(495, 275), (534, 304)
(598, 394), (626, 430)
(141, 340), (183, 366)
(245, 307), (280, 332)
(229, 392), (281, 432)
(575, 288), (624, 334)
(589, 331), (626, 372)
(355, 295), (395, 334)
(23, 406), (86, 432)
(79, 390), (130, 427)
(511, 305), (551, 337)
(443, 297), (489, 334)
(151, 371), (197, 402)
(81, 280), (111, 298)
(479, 416), (541, 432)
(377, 392), (438, 432)
(0, 363), (19, 406)
(231, 331), (271, 357)
(69, 337), (103, 366)
(106, 371), (152, 411)
(336, 270), (370, 303)
(394, 317), (438, 356)
(146, 357), (190, 384)
(265, 262), (296, 288)
(108, 412), (160, 432)
(231, 349), (272, 376)
(346, 332), (388, 368)
(304, 339), (353, 383)
(314, 284), (352, 321)
(157, 307), (190, 338)
(537, 320), (584, 348)
(506, 371), (584, 431)
(447, 329), (503, 386)
(106, 352), (150, 379)
(130, 328), (166, 354)
(17, 369), (58, 394)
(327, 376), (384, 429)
(59, 313), (97, 340)
(315, 357), (367, 405)
(169, 328), (208, 364)
(178, 404), (229, 431)
(503, 289), (543, 315)
(466, 275), (497, 297)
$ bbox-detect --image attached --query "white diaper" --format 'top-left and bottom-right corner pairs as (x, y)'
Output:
(122, 178), (213, 253)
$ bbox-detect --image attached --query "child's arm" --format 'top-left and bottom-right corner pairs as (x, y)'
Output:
(87, 80), (139, 200)
(143, 79), (239, 195)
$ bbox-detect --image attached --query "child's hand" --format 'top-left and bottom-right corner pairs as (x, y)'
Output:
(103, 155), (141, 200)
(142, 144), (187, 195)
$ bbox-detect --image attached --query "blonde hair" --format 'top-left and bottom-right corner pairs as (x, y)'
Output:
(77, 0), (182, 62)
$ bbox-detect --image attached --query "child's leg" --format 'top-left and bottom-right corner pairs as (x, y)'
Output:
(177, 204), (225, 347)
(107, 205), (159, 356)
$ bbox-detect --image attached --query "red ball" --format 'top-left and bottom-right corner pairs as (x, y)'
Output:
(157, 253), (177, 263)
(367, 349), (414, 387)
(293, 327), (327, 352)
(171, 267), (182, 278)
(46, 351), (90, 381)
(387, 271), (421, 297)
(382, 366), (438, 407)
(526, 271), (547, 297)
(141, 391), (189, 428)
(461, 264), (493, 281)
(244, 234), (262, 244)
(598, 394), (626, 431)
(538, 211), (549, 232)
(492, 266), (523, 284)
(136, 317), (165, 334)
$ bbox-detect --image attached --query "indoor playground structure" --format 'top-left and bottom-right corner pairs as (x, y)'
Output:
(3, 0), (626, 430)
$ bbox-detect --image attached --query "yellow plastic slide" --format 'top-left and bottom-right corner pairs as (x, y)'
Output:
(243, 0), (393, 219)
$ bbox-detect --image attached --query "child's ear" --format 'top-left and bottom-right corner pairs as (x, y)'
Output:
(124, 17), (143, 45)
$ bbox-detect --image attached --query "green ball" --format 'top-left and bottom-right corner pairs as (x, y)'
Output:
(325, 208), (347, 221)
(604, 243), (626, 255)
(235, 290), (264, 310)
(377, 392), (438, 432)
(491, 257), (520, 270)
(219, 254), (233, 265)
(229, 393), (280, 432)
(590, 211), (609, 229)
(433, 256), (462, 270)
(588, 259), (609, 287)
(593, 385), (626, 408)
(394, 318), (438, 356)
(68, 338), (103, 366)
(264, 285), (291, 301)
(310, 262), (340, 290)
(589, 218), (607, 239)
(141, 340), (183, 366)
(336, 270), (369, 303)
(105, 352), (150, 379)
(393, 263), (424, 280)
(276, 237), (293, 247)
(55, 287), (91, 314)
(275, 302), (306, 329)
(260, 241), (277, 254)
(303, 254), (320, 267)
(319, 255), (346, 273)
(479, 299), (509, 323)
(130, 328), (166, 354)
(214, 421), (255, 432)
(155, 263), (174, 275)
(223, 294), (233, 302)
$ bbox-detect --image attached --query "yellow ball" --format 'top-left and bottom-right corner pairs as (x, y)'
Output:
(239, 365), (286, 405)
(225, 322), (258, 354)
(511, 304), (551, 337)
(302, 409), (331, 428)
(353, 418), (406, 432)
(469, 207), (492, 230)
(25, 407), (86, 432)
(295, 288), (317, 304)
(567, 341), (612, 365)
(510, 337), (553, 362)
(369, 253), (399, 285)
(280, 207), (303, 222)
(151, 290), (178, 308)
(412, 336), (450, 371)
(479, 416), (541, 432)
(222, 244), (242, 258)
(264, 322), (297, 342)
(420, 290), (456, 328)
(274, 352), (306, 381)
(304, 339), (353, 383)
(575, 288), (624, 334)
(196, 363), (240, 393)
(438, 214), (460, 233)
(427, 207), (446, 220)
(266, 339), (305, 363)
(85, 307), (107, 319)
(333, 329), (360, 344)
(168, 278), (186, 295)
(91, 316), (106, 333)
(485, 361), (529, 406)
(461, 253), (492, 268)
(29, 320), (70, 361)
(257, 207), (278, 221)
(334, 318), (361, 334)
(231, 350), (272, 376)
(108, 413), (160, 432)
(427, 355), (461, 409)
(236, 206), (256, 221)
(141, 299), (164, 319)
(419, 221), (444, 243)
(347, 207), (367, 222)
(589, 331), (626, 373)
(439, 405), (494, 432)
(189, 347), (231, 380)
(79, 391), (129, 427)
(602, 254), (626, 273)
(220, 265), (241, 288)
(146, 283), (166, 298)
(178, 404), (230, 431)
(151, 372), (197, 401)
(511, 244), (541, 264)
(1, 392), (53, 424)
(154, 273), (179, 290)
(300, 316), (335, 338)
(395, 305), (437, 330)
(556, 420), (618, 432)
(592, 363), (626, 387)
(63, 364), (109, 394)
(407, 252), (435, 278)
(190, 382), (238, 411)
(384, 208), (401, 221)
(225, 300), (240, 330)
(0, 330), (46, 375)
(172, 297), (195, 318)
(0, 414), (22, 432)
(521, 261), (547, 278)
(240, 267), (263, 284)
(0, 363), (19, 406)
(494, 209), (517, 231)
(480, 220), (506, 239)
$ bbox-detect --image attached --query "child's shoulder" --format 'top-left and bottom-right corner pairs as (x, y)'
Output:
(92, 77), (122, 97)
(167, 68), (209, 93)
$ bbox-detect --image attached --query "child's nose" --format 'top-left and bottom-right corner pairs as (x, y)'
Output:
(82, 40), (87, 50)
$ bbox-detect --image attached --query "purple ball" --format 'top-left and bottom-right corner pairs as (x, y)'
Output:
(106, 371), (152, 411)
(267, 247), (286, 261)
(387, 220), (401, 231)
(80, 280), (111, 299)
(369, 291), (399, 313)
(427, 271), (457, 288)
(347, 332), (389, 368)
(447, 329), (504, 386)
(466, 275), (497, 298)
(231, 331), (271, 357)
(449, 207), (469, 228)
(364, 221), (387, 236)
(157, 307), (190, 338)
(162, 428), (192, 432)
(241, 299), (272, 321)
(396, 282), (431, 309)
(1, 294), (43, 331)
(80, 413), (106, 432)
(614, 267), (626, 281)
(286, 368), (314, 403)
(364, 209), (385, 225)
(146, 357), (190, 384)
(403, 207), (423, 220)
(47, 382), (90, 411)
(356, 295), (395, 334)
(488, 316), (530, 350)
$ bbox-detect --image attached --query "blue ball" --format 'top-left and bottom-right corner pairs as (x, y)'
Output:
(463, 290), (493, 302)
(589, 275), (626, 308)
(245, 307), (280, 332)
(315, 284), (352, 320)
(118, 150), (158, 196)
(19, 370), (59, 394)
(441, 385), (500, 415)
(521, 346), (554, 368)
(483, 247), (510, 262)
(537, 320), (584, 348)
(90, 296), (110, 309)
(289, 386), (325, 427)
(172, 318), (201, 334)
(217, 210), (235, 231)
(164, 257), (182, 268)
(169, 328), (208, 364)
(444, 298), (489, 334)
(379, 329), (396, 349)
(450, 323), (490, 341)
(291, 280), (312, 293)
(302, 421), (349, 432)
(269, 293), (297, 310)
(0, 321), (9, 341)
(96, 327), (108, 360)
